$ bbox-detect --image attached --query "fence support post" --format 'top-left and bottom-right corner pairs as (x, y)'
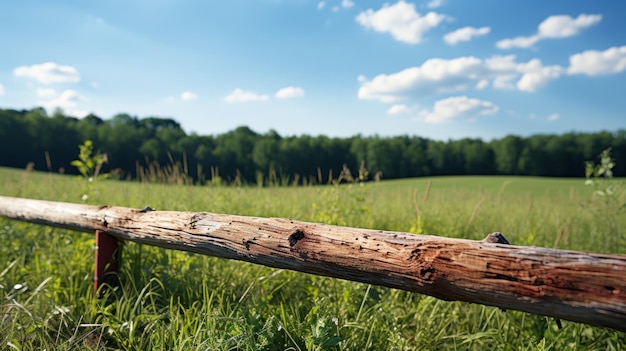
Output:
(94, 230), (118, 293)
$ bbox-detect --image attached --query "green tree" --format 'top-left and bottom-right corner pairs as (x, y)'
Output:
(491, 135), (524, 174)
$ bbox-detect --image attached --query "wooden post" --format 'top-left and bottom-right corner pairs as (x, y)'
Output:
(0, 195), (625, 332)
(94, 230), (118, 292)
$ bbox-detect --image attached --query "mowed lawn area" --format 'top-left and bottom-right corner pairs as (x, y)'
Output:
(1, 167), (624, 350)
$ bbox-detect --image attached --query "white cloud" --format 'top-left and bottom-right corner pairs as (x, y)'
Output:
(317, 1), (325, 10)
(357, 54), (565, 101)
(492, 74), (516, 89)
(444, 26), (490, 45)
(516, 59), (564, 92)
(359, 46), (626, 103)
(484, 55), (518, 72)
(567, 46), (626, 76)
(475, 79), (489, 90)
(426, 0), (443, 9)
(358, 56), (484, 102)
(485, 55), (534, 89)
(538, 14), (602, 38)
(0, 84), (5, 96)
(224, 89), (270, 103)
(341, 0), (354, 9)
(181, 91), (198, 101)
(496, 14), (602, 49)
(39, 89), (88, 117)
(387, 104), (411, 115)
(547, 113), (559, 121)
(496, 36), (540, 50)
(418, 96), (499, 123)
(275, 86), (305, 99)
(13, 62), (80, 84)
(355, 1), (446, 44)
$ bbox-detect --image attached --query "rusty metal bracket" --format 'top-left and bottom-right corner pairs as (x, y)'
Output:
(94, 230), (119, 292)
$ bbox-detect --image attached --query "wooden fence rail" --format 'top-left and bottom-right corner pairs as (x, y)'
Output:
(0, 195), (625, 332)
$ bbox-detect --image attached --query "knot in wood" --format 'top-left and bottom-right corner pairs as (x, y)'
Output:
(483, 232), (510, 244)
(288, 230), (305, 247)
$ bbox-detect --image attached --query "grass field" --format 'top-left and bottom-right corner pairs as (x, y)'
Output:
(1, 166), (625, 350)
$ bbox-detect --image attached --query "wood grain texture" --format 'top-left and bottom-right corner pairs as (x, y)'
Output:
(0, 195), (624, 331)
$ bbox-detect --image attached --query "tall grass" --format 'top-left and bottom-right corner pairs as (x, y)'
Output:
(0, 167), (624, 350)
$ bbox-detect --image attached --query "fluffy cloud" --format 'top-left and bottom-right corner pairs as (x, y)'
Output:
(387, 104), (411, 115)
(224, 87), (306, 102)
(39, 89), (88, 117)
(418, 96), (499, 123)
(358, 56), (483, 102)
(359, 46), (626, 99)
(496, 14), (602, 49)
(475, 79), (489, 90)
(275, 86), (305, 99)
(538, 14), (602, 38)
(180, 91), (198, 101)
(516, 59), (563, 92)
(317, 1), (325, 10)
(341, 0), (354, 9)
(444, 26), (490, 45)
(357, 54), (567, 101)
(356, 1), (446, 44)
(567, 46), (626, 76)
(13, 62), (80, 84)
(496, 36), (539, 50)
(0, 84), (5, 96)
(491, 74), (516, 89)
(224, 89), (269, 103)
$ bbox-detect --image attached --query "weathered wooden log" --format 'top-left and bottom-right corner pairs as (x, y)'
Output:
(0, 195), (625, 331)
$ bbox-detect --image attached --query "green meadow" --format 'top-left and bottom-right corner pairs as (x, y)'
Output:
(0, 167), (624, 350)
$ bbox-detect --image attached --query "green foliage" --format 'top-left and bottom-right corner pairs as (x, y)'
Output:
(312, 165), (373, 228)
(584, 148), (625, 253)
(585, 148), (618, 197)
(71, 140), (106, 179)
(71, 140), (108, 202)
(1, 168), (625, 349)
(1, 108), (626, 185)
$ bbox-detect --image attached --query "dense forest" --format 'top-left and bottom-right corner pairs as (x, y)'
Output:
(1, 107), (625, 184)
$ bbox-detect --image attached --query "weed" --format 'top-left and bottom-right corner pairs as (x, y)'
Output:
(584, 148), (625, 253)
(71, 140), (108, 203)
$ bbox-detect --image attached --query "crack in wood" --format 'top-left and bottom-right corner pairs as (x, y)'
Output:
(420, 267), (436, 281)
(189, 213), (203, 229)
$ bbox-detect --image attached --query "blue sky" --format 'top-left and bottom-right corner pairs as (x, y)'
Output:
(1, 0), (625, 140)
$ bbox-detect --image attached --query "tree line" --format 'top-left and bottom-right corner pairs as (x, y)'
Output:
(0, 107), (624, 184)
